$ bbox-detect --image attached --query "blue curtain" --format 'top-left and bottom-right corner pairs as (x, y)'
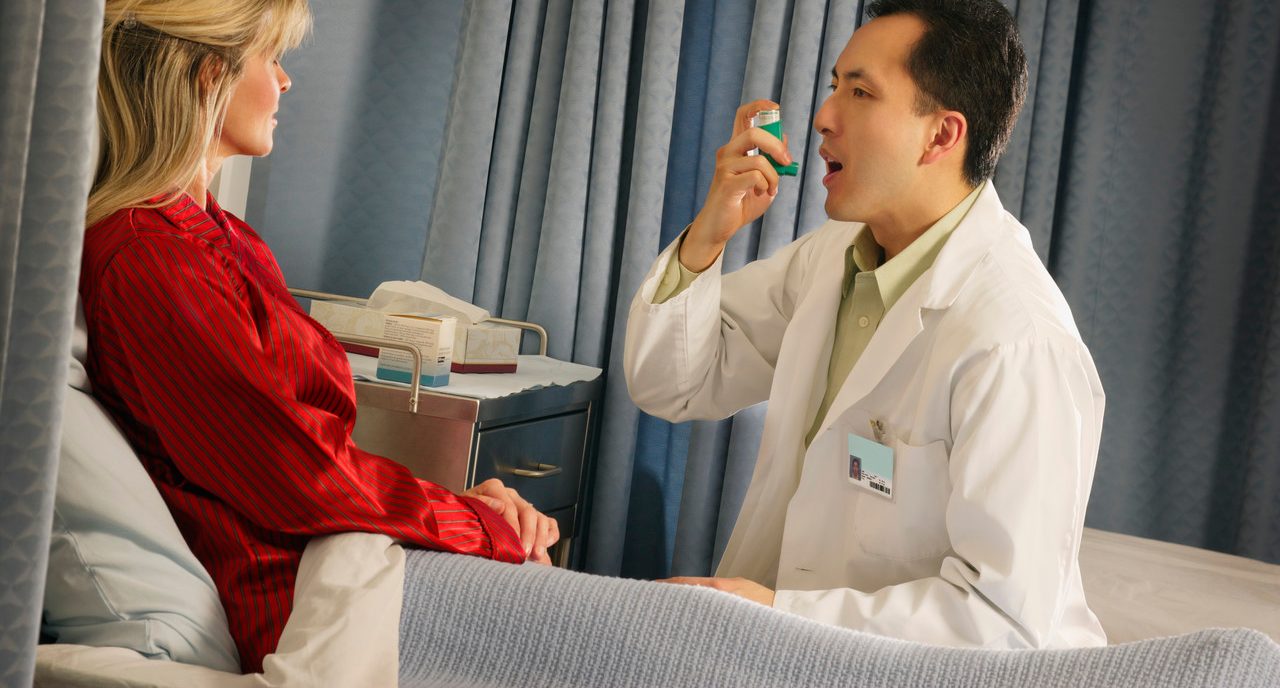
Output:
(250, 0), (1280, 577)
(247, 0), (469, 297)
(1051, 0), (1280, 563)
(0, 1), (102, 685)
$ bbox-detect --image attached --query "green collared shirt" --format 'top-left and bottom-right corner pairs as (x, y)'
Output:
(804, 184), (982, 445)
(652, 184), (983, 448)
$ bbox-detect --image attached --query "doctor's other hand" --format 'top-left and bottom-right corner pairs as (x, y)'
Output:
(682, 98), (794, 272)
(659, 576), (776, 607)
(463, 478), (559, 565)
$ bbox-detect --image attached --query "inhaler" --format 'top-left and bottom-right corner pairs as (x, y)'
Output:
(748, 109), (799, 176)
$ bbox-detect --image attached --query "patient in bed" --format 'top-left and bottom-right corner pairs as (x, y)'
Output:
(82, 0), (557, 673)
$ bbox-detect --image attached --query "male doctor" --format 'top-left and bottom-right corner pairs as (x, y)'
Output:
(625, 0), (1108, 648)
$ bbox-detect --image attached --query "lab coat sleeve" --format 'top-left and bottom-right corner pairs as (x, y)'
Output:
(773, 338), (1105, 648)
(624, 229), (814, 422)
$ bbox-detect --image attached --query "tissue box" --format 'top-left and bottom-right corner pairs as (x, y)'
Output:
(453, 322), (519, 373)
(376, 315), (455, 387)
(308, 301), (385, 357)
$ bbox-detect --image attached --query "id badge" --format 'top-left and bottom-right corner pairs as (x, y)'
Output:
(847, 430), (894, 499)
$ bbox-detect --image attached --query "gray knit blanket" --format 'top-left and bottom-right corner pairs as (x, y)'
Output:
(398, 550), (1280, 687)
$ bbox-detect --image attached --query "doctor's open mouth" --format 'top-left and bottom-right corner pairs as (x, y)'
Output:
(820, 148), (844, 186)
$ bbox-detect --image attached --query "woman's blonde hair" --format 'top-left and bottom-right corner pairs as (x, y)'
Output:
(88, 0), (312, 226)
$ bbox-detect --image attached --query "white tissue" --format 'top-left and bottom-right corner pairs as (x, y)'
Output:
(367, 281), (489, 325)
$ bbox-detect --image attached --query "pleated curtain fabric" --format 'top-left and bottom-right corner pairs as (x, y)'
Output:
(418, 0), (696, 576)
(0, 1), (102, 685)
(1049, 0), (1280, 563)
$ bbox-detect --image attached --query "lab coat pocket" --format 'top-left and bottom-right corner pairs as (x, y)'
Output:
(854, 438), (952, 562)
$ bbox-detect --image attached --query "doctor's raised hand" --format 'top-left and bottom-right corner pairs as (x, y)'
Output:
(679, 99), (795, 272)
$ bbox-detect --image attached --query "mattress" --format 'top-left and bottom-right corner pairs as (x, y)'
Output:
(1078, 527), (1280, 643)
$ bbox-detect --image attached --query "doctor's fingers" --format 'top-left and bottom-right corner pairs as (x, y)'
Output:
(658, 576), (718, 589)
(715, 156), (779, 198)
(717, 126), (793, 168)
(731, 98), (782, 138)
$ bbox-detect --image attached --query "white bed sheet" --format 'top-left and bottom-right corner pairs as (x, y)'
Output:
(36, 532), (404, 687)
(1079, 527), (1280, 644)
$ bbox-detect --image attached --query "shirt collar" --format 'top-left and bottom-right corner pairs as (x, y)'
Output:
(841, 229), (884, 298)
(157, 191), (232, 242)
(874, 183), (983, 312)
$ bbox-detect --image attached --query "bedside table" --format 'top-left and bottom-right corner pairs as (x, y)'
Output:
(348, 368), (603, 570)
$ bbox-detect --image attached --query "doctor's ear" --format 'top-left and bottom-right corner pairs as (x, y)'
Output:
(920, 110), (967, 167)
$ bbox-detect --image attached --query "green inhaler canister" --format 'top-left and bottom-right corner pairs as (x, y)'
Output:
(749, 109), (799, 176)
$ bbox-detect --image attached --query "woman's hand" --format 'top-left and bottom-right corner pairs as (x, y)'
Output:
(463, 478), (559, 565)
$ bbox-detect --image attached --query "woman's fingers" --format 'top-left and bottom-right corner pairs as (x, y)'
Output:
(508, 488), (538, 557)
(464, 479), (563, 564)
(463, 479), (518, 533)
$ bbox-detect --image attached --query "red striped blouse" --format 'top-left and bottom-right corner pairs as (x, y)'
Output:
(78, 193), (525, 673)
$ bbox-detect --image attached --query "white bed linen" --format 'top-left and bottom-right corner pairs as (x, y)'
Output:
(1079, 527), (1280, 644)
(36, 533), (404, 687)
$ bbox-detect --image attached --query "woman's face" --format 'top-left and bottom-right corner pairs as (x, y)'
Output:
(218, 50), (291, 158)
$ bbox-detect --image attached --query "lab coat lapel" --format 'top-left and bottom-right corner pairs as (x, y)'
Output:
(766, 222), (857, 478)
(814, 281), (927, 439)
(812, 182), (1006, 438)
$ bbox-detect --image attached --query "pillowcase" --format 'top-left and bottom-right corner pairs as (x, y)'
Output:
(42, 303), (240, 672)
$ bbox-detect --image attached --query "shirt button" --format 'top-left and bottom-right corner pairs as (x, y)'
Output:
(858, 316), (870, 327)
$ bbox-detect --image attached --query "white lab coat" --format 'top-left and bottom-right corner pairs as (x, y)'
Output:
(624, 182), (1108, 649)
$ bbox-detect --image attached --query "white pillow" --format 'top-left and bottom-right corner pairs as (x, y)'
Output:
(42, 304), (240, 672)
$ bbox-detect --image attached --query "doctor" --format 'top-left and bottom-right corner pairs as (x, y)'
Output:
(626, 0), (1108, 648)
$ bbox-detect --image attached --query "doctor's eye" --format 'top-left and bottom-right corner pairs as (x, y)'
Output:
(852, 87), (869, 98)
(827, 83), (837, 92)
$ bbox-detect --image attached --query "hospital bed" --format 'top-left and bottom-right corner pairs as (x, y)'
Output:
(35, 314), (1280, 686)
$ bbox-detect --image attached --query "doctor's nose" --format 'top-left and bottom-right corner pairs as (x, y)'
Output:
(813, 96), (835, 137)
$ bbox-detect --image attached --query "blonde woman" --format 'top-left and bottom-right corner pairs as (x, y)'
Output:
(82, 0), (556, 674)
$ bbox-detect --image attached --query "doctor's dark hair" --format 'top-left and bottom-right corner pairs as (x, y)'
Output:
(866, 0), (1027, 186)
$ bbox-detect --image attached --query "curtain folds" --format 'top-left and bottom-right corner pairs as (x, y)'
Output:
(1051, 0), (1280, 562)
(0, 1), (102, 685)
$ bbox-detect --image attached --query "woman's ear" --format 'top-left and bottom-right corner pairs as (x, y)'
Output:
(920, 110), (967, 167)
(197, 54), (226, 97)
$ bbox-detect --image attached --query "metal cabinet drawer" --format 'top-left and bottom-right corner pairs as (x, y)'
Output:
(471, 411), (588, 514)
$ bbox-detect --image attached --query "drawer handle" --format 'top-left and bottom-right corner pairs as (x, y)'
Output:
(511, 463), (562, 478)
